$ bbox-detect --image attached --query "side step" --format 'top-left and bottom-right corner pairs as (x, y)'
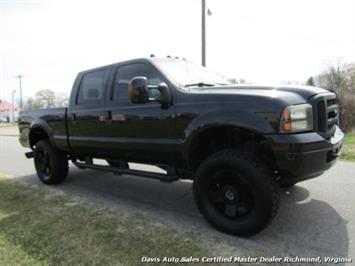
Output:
(72, 160), (179, 183)
(25, 151), (34, 159)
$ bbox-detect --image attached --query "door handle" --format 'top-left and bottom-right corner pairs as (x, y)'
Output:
(99, 111), (112, 122)
(70, 113), (76, 121)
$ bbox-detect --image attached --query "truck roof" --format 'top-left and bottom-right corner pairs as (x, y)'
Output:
(78, 56), (189, 75)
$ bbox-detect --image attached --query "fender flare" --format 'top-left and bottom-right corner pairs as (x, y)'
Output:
(181, 110), (275, 163)
(185, 110), (274, 142)
(29, 119), (56, 148)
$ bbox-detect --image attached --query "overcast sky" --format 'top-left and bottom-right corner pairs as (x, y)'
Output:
(1, 0), (355, 103)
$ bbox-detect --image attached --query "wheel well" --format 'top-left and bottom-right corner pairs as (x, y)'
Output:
(29, 128), (49, 149)
(188, 126), (276, 171)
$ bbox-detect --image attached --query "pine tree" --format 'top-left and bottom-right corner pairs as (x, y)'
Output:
(306, 77), (315, 86)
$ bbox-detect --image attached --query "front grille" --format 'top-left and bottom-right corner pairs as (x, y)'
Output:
(312, 93), (338, 139)
(317, 101), (326, 132)
(327, 98), (337, 106)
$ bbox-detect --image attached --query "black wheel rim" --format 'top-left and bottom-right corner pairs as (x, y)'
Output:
(35, 149), (51, 180)
(207, 170), (254, 219)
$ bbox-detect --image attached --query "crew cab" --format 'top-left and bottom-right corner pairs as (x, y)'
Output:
(18, 57), (344, 236)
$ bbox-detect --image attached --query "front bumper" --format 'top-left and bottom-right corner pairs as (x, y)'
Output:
(267, 126), (344, 183)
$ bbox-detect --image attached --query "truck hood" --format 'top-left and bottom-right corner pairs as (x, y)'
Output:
(188, 84), (328, 100)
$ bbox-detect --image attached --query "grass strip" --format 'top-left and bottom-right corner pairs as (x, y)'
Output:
(0, 177), (205, 266)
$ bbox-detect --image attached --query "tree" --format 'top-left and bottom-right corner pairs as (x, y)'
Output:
(315, 59), (353, 92)
(23, 97), (41, 110)
(23, 90), (69, 110)
(54, 92), (69, 107)
(306, 77), (315, 86)
(35, 89), (55, 108)
(315, 60), (355, 132)
(347, 63), (355, 93)
(227, 78), (248, 84)
(227, 78), (238, 84)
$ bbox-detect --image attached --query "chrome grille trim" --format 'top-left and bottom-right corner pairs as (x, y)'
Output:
(311, 93), (338, 139)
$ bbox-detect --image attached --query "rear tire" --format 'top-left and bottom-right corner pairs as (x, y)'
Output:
(193, 149), (280, 236)
(34, 140), (68, 185)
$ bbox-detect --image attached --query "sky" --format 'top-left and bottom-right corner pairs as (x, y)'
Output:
(1, 0), (355, 103)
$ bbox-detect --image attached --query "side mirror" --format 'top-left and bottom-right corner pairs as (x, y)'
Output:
(154, 82), (171, 108)
(128, 77), (149, 103)
(128, 77), (171, 107)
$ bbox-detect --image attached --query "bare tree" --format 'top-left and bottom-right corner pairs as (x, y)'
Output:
(316, 59), (353, 91)
(23, 90), (70, 110)
(227, 78), (238, 84)
(23, 97), (40, 110)
(226, 78), (248, 84)
(55, 92), (69, 107)
(316, 60), (355, 132)
(34, 89), (56, 108)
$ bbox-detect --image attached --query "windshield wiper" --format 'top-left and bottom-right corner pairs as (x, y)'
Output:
(184, 82), (215, 87)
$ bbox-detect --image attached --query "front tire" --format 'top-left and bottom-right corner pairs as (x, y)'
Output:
(34, 140), (68, 185)
(193, 149), (280, 236)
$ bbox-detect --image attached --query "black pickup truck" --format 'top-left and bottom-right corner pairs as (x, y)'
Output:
(18, 57), (344, 236)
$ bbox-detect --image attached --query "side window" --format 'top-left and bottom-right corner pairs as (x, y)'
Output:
(112, 63), (163, 103)
(77, 69), (107, 105)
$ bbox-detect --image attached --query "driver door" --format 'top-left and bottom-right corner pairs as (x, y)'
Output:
(102, 61), (175, 164)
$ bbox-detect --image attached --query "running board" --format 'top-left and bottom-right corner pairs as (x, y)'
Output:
(72, 161), (179, 183)
(25, 151), (34, 159)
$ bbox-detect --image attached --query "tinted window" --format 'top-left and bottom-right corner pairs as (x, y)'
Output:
(77, 69), (106, 105)
(112, 63), (163, 103)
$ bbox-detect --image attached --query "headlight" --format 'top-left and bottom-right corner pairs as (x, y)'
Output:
(279, 103), (313, 133)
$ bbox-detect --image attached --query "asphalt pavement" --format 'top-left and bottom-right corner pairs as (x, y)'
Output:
(0, 127), (354, 265)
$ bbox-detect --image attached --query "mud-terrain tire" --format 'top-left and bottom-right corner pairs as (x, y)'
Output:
(34, 140), (68, 185)
(193, 149), (280, 236)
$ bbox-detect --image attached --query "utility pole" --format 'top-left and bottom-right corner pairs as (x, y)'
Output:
(11, 90), (16, 122)
(201, 0), (206, 66)
(16, 75), (23, 110)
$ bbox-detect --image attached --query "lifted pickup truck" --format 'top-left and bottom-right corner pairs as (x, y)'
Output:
(19, 57), (344, 236)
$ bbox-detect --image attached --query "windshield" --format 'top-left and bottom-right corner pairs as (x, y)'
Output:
(152, 59), (230, 89)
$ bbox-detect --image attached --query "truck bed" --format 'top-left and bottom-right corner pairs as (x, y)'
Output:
(19, 107), (69, 151)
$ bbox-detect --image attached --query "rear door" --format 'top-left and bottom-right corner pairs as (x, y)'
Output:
(67, 67), (111, 156)
(102, 61), (176, 164)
